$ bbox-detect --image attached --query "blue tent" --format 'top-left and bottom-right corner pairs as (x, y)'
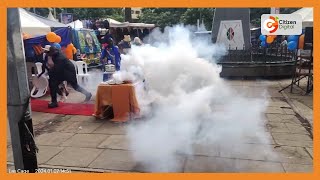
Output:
(24, 27), (72, 48)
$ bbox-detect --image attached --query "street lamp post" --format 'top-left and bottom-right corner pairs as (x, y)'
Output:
(7, 8), (38, 173)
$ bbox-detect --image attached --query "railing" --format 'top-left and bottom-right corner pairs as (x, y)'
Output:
(218, 43), (297, 64)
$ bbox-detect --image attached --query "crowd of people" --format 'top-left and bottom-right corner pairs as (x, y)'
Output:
(79, 19), (151, 42)
(99, 33), (143, 71)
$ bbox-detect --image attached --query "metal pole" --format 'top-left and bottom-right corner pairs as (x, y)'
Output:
(7, 8), (38, 172)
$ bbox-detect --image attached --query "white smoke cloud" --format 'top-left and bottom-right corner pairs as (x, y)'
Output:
(111, 25), (273, 172)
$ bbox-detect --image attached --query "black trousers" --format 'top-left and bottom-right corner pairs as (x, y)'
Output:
(49, 77), (90, 103)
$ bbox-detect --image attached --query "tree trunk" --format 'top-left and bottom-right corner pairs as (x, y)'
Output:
(124, 8), (132, 22)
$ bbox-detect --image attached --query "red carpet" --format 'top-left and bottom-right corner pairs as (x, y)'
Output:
(31, 99), (94, 116)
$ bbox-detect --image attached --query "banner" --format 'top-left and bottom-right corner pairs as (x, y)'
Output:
(61, 13), (73, 24)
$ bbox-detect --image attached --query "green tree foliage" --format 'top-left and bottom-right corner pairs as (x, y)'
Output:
(27, 8), (123, 20)
(108, 13), (124, 22)
(140, 8), (301, 30)
(138, 8), (188, 29)
(180, 8), (214, 30)
(26, 8), (302, 29)
(250, 8), (301, 27)
(63, 8), (122, 20)
(124, 8), (132, 22)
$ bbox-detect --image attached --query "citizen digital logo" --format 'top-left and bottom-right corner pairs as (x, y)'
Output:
(261, 14), (302, 35)
(279, 19), (297, 30)
(279, 20), (297, 24)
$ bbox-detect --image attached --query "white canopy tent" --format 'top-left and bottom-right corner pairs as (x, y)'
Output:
(129, 23), (155, 29)
(19, 8), (67, 37)
(106, 18), (155, 29)
(292, 8), (313, 28)
(107, 18), (130, 28)
(47, 10), (58, 22)
(68, 20), (84, 29)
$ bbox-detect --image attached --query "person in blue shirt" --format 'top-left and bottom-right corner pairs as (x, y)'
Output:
(118, 35), (131, 54)
(102, 30), (113, 45)
(100, 37), (121, 71)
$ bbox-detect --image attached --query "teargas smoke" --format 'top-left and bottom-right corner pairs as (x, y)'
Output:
(99, 25), (274, 172)
(78, 68), (103, 94)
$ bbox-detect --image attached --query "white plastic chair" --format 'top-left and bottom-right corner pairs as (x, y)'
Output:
(34, 62), (68, 95)
(35, 62), (49, 79)
(35, 62), (43, 75)
(75, 61), (90, 82)
(69, 59), (78, 75)
(31, 76), (48, 98)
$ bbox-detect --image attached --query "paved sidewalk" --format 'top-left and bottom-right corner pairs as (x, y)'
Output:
(278, 79), (313, 128)
(7, 79), (313, 173)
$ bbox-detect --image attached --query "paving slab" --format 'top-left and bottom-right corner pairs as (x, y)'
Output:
(36, 145), (66, 164)
(247, 87), (269, 98)
(283, 108), (296, 115)
(92, 121), (127, 135)
(88, 149), (136, 171)
(35, 132), (74, 146)
(68, 115), (98, 122)
(190, 143), (220, 157)
(266, 122), (290, 133)
(240, 133), (275, 145)
(46, 147), (103, 167)
(282, 163), (313, 173)
(279, 114), (299, 120)
(268, 101), (291, 108)
(49, 120), (76, 132)
(279, 79), (313, 128)
(61, 134), (110, 148)
(184, 156), (284, 172)
(270, 98), (286, 103)
(219, 143), (313, 165)
(97, 135), (131, 150)
(285, 123), (310, 135)
(133, 155), (186, 172)
(33, 115), (72, 135)
(265, 107), (285, 114)
(274, 139), (313, 148)
(273, 146), (313, 165)
(266, 114), (282, 122)
(223, 80), (243, 86)
(8, 145), (65, 165)
(306, 148), (313, 158)
(272, 132), (312, 142)
(266, 114), (301, 124)
(267, 88), (284, 98)
(219, 144), (276, 162)
(291, 99), (313, 126)
(61, 121), (104, 134)
(278, 114), (301, 124)
(31, 112), (59, 126)
(272, 132), (313, 147)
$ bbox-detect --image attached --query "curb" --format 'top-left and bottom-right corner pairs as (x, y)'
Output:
(278, 83), (313, 129)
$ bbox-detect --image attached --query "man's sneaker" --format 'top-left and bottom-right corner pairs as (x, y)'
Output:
(85, 93), (92, 102)
(48, 102), (58, 108)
